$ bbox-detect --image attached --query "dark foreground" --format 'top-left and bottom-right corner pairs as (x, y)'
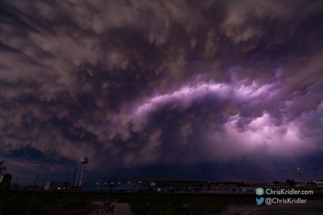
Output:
(225, 200), (323, 215)
(1, 190), (322, 215)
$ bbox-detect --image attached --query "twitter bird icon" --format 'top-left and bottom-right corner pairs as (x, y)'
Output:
(256, 197), (265, 205)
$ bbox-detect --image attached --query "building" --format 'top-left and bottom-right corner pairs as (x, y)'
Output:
(209, 182), (238, 187)
(316, 181), (323, 188)
(71, 186), (82, 191)
(81, 177), (207, 192)
(45, 181), (71, 191)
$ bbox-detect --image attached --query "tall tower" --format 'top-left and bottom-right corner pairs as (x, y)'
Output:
(75, 157), (88, 186)
(297, 168), (304, 183)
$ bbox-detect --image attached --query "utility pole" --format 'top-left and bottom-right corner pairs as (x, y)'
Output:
(14, 176), (18, 190)
(204, 166), (207, 187)
(73, 168), (77, 186)
(115, 173), (118, 192)
(64, 174), (68, 190)
(314, 174), (317, 181)
(297, 168), (304, 183)
(33, 175), (39, 190)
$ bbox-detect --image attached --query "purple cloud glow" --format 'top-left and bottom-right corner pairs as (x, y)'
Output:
(0, 0), (322, 184)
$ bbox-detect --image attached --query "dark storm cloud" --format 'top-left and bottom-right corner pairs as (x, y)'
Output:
(0, 0), (322, 175)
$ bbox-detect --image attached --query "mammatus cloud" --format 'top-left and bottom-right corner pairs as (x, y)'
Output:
(0, 1), (322, 174)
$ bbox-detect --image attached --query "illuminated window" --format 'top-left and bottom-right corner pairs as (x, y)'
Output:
(139, 181), (142, 184)
(111, 182), (114, 184)
(58, 187), (61, 190)
(118, 182), (121, 184)
(128, 181), (131, 184)
(96, 183), (98, 185)
(104, 182), (107, 185)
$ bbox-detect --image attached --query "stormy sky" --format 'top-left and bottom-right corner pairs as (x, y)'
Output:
(1, 0), (323, 185)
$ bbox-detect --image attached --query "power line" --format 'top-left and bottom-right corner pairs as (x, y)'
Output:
(18, 163), (323, 184)
(46, 167), (323, 183)
(205, 167), (323, 174)
(226, 161), (323, 169)
(31, 161), (323, 178)
(88, 167), (323, 179)
(152, 167), (323, 178)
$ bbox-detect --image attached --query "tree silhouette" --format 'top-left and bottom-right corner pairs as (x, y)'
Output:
(286, 179), (296, 186)
(0, 160), (6, 175)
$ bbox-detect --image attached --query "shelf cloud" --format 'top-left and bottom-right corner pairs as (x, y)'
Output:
(0, 0), (322, 181)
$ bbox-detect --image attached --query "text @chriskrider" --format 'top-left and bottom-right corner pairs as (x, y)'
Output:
(265, 197), (307, 205)
(266, 189), (313, 195)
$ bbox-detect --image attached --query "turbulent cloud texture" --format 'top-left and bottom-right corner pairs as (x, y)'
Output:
(0, 0), (323, 181)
